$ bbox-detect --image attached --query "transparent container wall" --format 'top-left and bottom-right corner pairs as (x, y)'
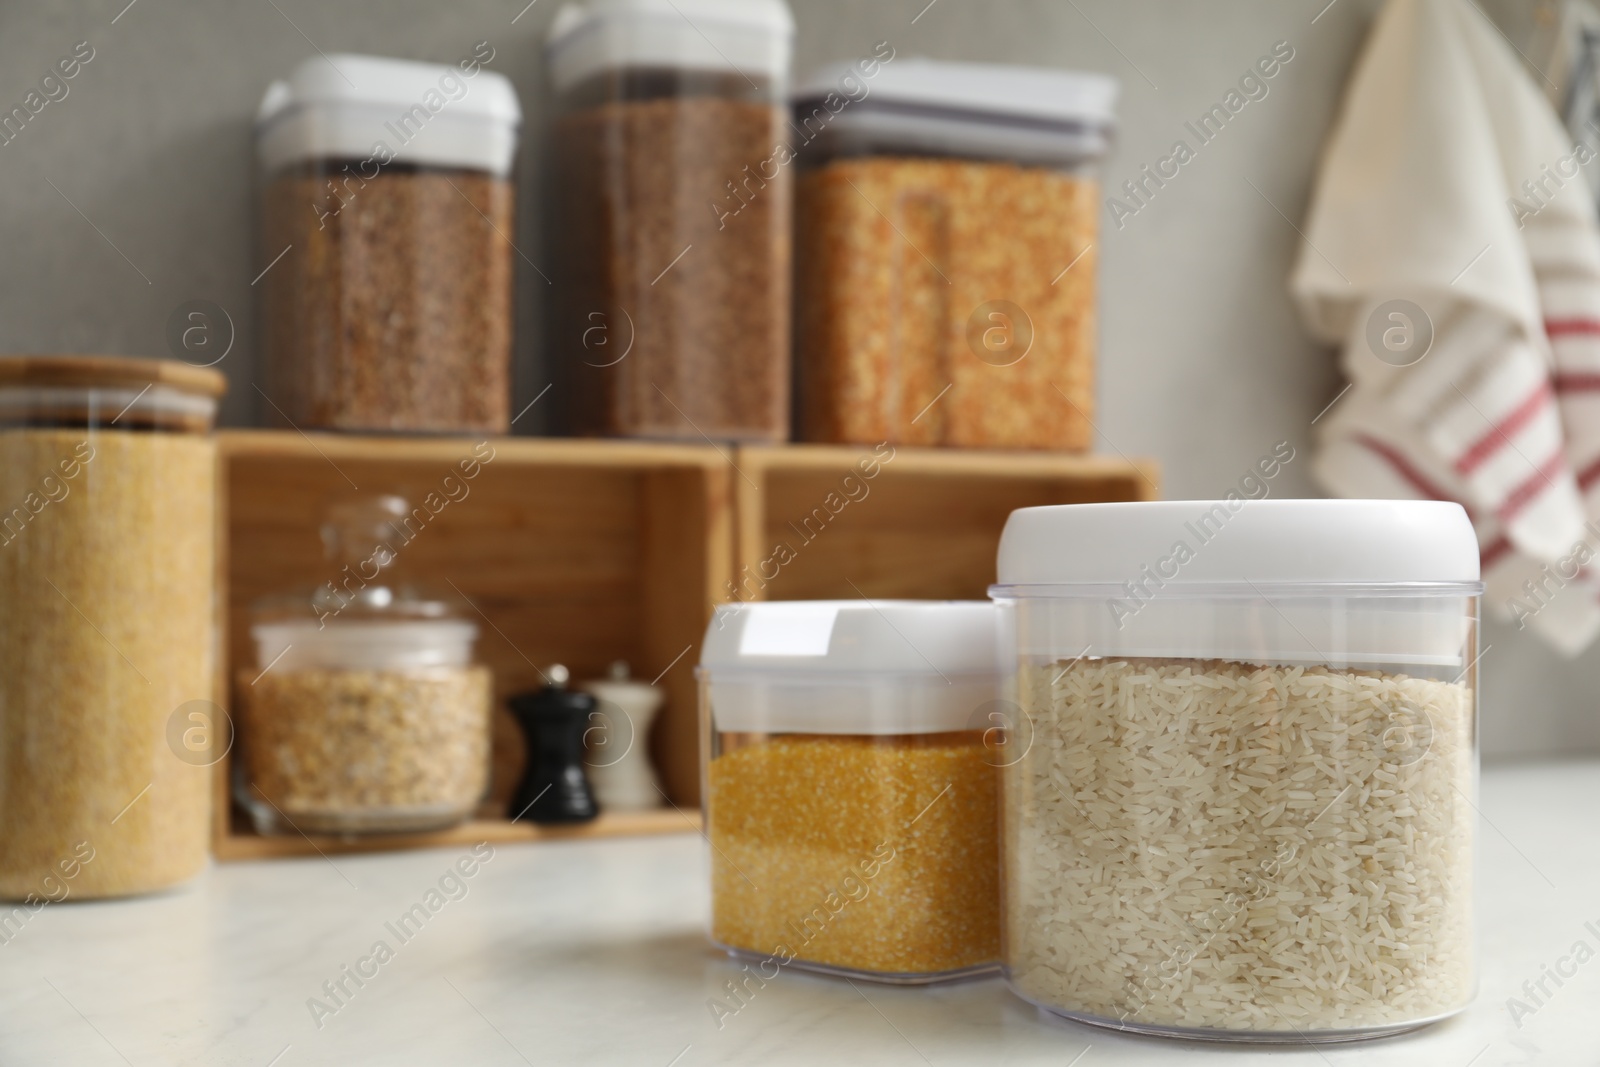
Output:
(259, 158), (514, 433)
(994, 591), (1478, 1040)
(794, 110), (1102, 450)
(234, 658), (493, 836)
(549, 68), (791, 440)
(0, 384), (216, 899)
(702, 673), (1002, 982)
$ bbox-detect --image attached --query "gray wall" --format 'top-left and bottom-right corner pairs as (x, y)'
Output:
(0, 0), (1590, 759)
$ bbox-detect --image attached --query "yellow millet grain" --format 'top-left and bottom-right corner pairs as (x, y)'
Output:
(708, 733), (999, 978)
(0, 429), (214, 900)
(796, 156), (1097, 450)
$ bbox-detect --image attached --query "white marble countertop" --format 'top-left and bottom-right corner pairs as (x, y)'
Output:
(1, 760), (1596, 1066)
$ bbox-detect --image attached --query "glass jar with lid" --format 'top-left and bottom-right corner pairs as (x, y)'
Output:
(545, 0), (794, 441)
(699, 600), (1004, 983)
(0, 355), (223, 900)
(990, 500), (1479, 1041)
(235, 495), (492, 835)
(255, 53), (520, 433)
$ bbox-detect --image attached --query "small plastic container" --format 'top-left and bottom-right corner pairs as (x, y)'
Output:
(545, 0), (793, 441)
(235, 496), (492, 835)
(699, 600), (1004, 983)
(989, 500), (1480, 1041)
(256, 53), (520, 433)
(0, 356), (223, 900)
(793, 59), (1116, 450)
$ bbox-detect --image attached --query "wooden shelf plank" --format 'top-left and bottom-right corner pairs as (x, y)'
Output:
(218, 429), (730, 469)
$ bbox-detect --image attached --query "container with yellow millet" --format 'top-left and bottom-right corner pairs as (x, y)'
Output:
(0, 356), (224, 900)
(699, 600), (1003, 983)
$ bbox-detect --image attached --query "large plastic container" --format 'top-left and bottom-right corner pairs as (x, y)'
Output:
(545, 0), (794, 441)
(256, 53), (520, 433)
(794, 59), (1115, 450)
(989, 500), (1480, 1041)
(699, 600), (1005, 983)
(0, 356), (223, 900)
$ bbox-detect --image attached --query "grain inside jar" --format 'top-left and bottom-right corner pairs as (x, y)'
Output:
(261, 165), (514, 433)
(796, 156), (1097, 450)
(550, 92), (791, 440)
(708, 733), (999, 978)
(237, 665), (492, 835)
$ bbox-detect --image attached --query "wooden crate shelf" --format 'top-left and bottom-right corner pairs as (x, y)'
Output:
(212, 432), (1156, 861)
(213, 431), (729, 861)
(731, 443), (1160, 601)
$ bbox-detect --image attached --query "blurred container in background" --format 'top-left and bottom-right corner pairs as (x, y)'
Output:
(256, 53), (520, 434)
(546, 0), (794, 442)
(794, 60), (1115, 451)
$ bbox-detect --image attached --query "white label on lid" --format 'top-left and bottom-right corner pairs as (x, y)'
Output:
(738, 603), (839, 656)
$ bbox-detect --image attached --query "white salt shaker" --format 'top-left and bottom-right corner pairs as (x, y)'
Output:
(580, 661), (663, 810)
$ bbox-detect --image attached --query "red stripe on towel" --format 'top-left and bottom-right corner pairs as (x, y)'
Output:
(1455, 382), (1553, 475)
(1497, 452), (1567, 523)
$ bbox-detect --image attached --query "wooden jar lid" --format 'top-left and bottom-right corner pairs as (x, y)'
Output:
(0, 355), (228, 398)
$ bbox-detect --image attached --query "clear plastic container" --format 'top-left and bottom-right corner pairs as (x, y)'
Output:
(255, 53), (520, 433)
(0, 356), (223, 899)
(699, 600), (1004, 983)
(235, 496), (492, 835)
(989, 500), (1481, 1042)
(793, 59), (1116, 450)
(545, 0), (793, 441)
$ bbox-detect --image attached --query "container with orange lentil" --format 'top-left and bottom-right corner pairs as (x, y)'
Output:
(699, 600), (1004, 983)
(792, 60), (1117, 451)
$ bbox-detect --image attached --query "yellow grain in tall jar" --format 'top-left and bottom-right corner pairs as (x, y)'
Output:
(0, 357), (223, 900)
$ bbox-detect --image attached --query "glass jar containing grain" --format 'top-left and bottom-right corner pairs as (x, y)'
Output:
(255, 53), (520, 433)
(235, 496), (492, 835)
(793, 59), (1116, 450)
(990, 500), (1481, 1041)
(545, 0), (793, 441)
(699, 600), (1004, 984)
(0, 356), (224, 900)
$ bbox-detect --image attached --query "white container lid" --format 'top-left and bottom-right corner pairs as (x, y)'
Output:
(256, 54), (521, 176)
(794, 59), (1116, 166)
(253, 618), (478, 672)
(795, 58), (1117, 132)
(699, 600), (999, 734)
(545, 0), (793, 93)
(995, 500), (1480, 588)
(992, 500), (1481, 668)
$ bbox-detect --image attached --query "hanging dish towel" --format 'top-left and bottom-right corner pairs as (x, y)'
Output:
(1292, 0), (1600, 654)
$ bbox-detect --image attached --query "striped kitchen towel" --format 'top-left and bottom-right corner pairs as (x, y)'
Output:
(1291, 0), (1600, 654)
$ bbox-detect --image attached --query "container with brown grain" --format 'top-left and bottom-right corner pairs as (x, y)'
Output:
(255, 53), (521, 434)
(544, 0), (794, 441)
(793, 60), (1118, 451)
(0, 356), (224, 901)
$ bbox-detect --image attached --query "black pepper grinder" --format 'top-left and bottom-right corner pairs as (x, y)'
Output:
(508, 665), (600, 824)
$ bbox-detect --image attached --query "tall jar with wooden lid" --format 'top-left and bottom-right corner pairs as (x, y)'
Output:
(0, 356), (224, 900)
